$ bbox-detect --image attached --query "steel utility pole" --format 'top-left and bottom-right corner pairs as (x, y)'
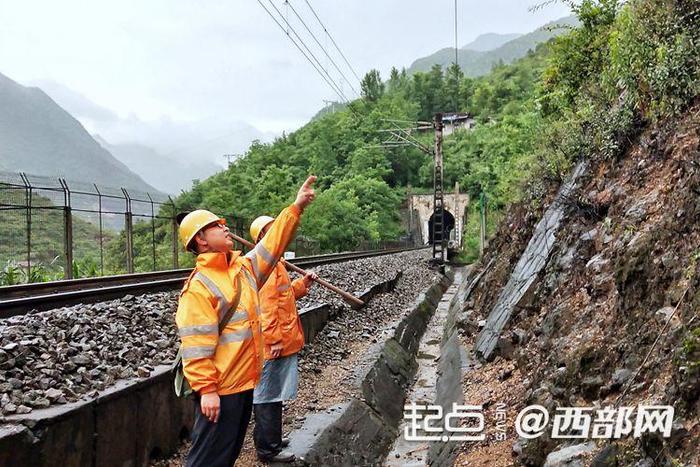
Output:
(322, 100), (336, 113)
(373, 116), (446, 264)
(223, 154), (236, 167)
(432, 113), (445, 264)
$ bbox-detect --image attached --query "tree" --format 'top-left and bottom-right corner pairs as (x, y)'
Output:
(361, 69), (385, 102)
(348, 147), (391, 181)
(444, 62), (465, 112)
(301, 189), (369, 251)
(388, 66), (400, 91)
(298, 174), (405, 251)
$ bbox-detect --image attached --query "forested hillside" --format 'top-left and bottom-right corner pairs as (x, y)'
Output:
(2, 4), (555, 282)
(174, 39), (550, 257)
(28, 0), (697, 278)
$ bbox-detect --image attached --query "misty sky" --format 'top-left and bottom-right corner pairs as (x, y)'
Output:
(0, 0), (571, 165)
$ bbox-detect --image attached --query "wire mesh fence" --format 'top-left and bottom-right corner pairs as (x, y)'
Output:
(0, 170), (415, 285)
(0, 171), (180, 283)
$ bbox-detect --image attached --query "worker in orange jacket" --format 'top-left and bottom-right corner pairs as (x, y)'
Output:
(249, 215), (317, 463)
(175, 176), (316, 467)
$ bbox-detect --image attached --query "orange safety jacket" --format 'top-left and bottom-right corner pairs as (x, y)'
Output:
(175, 204), (301, 395)
(259, 261), (307, 360)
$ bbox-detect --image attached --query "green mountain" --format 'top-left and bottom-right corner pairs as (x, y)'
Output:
(408, 16), (578, 76)
(462, 32), (522, 52)
(17, 0), (692, 274)
(0, 71), (161, 195)
(166, 42), (552, 253)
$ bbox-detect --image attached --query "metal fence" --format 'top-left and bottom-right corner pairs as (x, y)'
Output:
(0, 171), (414, 284)
(0, 171), (181, 281)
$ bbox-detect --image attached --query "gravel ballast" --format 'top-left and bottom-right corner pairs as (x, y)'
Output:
(0, 249), (431, 417)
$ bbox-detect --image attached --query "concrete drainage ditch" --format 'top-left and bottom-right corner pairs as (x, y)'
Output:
(283, 268), (458, 466)
(385, 266), (471, 467)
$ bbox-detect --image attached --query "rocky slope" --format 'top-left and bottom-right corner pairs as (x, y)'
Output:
(455, 103), (700, 465)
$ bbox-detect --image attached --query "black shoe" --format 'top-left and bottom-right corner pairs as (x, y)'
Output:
(280, 437), (290, 448)
(259, 450), (295, 463)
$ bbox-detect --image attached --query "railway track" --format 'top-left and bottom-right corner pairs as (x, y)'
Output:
(0, 246), (427, 318)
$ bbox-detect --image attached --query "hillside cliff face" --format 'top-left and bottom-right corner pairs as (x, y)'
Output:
(455, 103), (700, 465)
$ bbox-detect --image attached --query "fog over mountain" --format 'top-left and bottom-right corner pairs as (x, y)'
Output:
(32, 79), (275, 193)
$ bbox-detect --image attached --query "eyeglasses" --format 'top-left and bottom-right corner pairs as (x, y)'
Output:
(203, 220), (227, 231)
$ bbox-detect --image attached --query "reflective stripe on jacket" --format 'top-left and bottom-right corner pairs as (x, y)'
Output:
(175, 204), (301, 395)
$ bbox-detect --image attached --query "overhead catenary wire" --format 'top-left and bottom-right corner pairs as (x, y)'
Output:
(265, 0), (351, 103)
(257, 1), (397, 129)
(454, 0), (459, 67)
(285, 0), (360, 97)
(303, 0), (362, 83)
(386, 123), (433, 155)
(263, 0), (350, 103)
(256, 0), (350, 104)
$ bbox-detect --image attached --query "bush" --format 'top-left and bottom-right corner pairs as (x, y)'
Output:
(541, 0), (700, 163)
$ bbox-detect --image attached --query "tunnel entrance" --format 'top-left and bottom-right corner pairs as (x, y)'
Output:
(428, 209), (455, 244)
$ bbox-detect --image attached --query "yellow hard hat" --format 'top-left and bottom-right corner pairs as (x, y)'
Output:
(250, 215), (275, 242)
(178, 210), (226, 250)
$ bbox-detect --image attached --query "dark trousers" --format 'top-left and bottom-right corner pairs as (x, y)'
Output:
(186, 390), (253, 467)
(253, 401), (284, 459)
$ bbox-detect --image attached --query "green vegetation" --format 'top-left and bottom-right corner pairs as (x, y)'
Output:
(456, 0), (699, 258)
(0, 193), (115, 284)
(171, 41), (552, 258)
(120, 0), (700, 262)
(538, 0), (700, 164)
(104, 216), (179, 272)
(5, 0), (698, 281)
(681, 327), (700, 370)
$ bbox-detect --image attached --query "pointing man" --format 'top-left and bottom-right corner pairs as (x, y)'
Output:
(175, 176), (316, 467)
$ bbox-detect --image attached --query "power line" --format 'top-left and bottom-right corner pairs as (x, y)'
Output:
(286, 0), (360, 97)
(264, 0), (350, 103)
(454, 0), (459, 67)
(256, 0), (350, 104)
(257, 0), (365, 122)
(303, 0), (362, 83)
(376, 120), (434, 155)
